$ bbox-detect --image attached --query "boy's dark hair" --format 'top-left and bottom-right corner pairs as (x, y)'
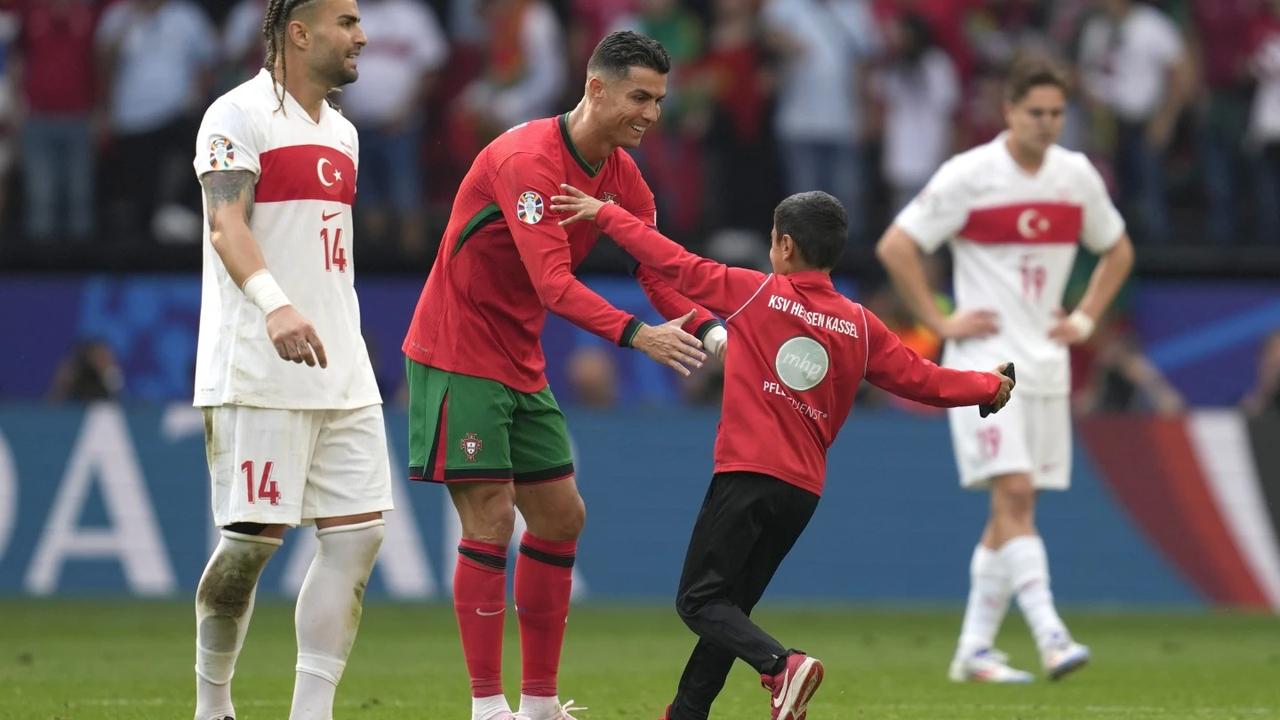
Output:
(773, 191), (847, 269)
(587, 31), (670, 78)
(1005, 55), (1069, 104)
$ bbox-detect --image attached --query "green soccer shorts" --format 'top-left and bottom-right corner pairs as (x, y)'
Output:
(405, 359), (575, 484)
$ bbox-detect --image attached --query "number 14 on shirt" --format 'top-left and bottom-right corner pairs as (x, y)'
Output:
(321, 226), (348, 272)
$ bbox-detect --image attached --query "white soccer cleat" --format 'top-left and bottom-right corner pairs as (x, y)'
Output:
(520, 700), (587, 720)
(948, 647), (1034, 683)
(552, 700), (587, 719)
(1042, 638), (1090, 680)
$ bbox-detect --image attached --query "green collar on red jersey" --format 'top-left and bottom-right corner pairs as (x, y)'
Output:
(558, 113), (603, 178)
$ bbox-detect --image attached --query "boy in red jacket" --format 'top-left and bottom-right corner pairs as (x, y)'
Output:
(552, 186), (1014, 720)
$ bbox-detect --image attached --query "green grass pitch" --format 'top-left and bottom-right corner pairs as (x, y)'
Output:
(2, 600), (1277, 719)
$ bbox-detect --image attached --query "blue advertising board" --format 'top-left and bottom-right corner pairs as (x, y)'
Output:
(1, 275), (1275, 406)
(0, 404), (1198, 605)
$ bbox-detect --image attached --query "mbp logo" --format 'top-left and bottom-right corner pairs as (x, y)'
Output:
(774, 336), (829, 391)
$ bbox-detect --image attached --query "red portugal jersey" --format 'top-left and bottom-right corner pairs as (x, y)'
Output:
(403, 115), (715, 392)
(597, 203), (1002, 496)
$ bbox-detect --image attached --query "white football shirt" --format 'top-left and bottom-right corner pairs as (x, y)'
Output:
(895, 132), (1126, 396)
(192, 69), (380, 410)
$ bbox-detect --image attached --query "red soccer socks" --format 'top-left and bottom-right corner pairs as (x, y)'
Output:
(454, 539), (508, 698)
(514, 532), (576, 697)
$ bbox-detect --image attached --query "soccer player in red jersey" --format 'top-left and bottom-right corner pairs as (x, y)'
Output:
(552, 185), (1015, 720)
(402, 31), (720, 720)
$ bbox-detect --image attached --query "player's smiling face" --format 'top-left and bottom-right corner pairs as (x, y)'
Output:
(306, 0), (366, 87)
(603, 66), (667, 148)
(1004, 84), (1066, 157)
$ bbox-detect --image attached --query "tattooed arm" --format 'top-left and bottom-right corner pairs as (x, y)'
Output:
(201, 170), (264, 287)
(200, 169), (328, 367)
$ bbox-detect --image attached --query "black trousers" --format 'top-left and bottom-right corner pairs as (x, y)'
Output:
(669, 472), (819, 720)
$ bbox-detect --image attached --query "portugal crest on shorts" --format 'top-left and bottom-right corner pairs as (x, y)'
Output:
(516, 191), (544, 224)
(460, 432), (484, 462)
(209, 135), (235, 170)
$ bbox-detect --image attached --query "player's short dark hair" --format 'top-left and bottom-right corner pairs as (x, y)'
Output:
(1005, 55), (1069, 104)
(773, 191), (847, 270)
(587, 31), (670, 78)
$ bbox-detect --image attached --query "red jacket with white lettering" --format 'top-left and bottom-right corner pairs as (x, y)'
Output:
(596, 203), (1003, 496)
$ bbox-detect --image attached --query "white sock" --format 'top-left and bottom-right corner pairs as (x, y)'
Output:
(1000, 535), (1068, 653)
(519, 694), (562, 718)
(289, 519), (385, 720)
(472, 694), (513, 720)
(291, 672), (337, 720)
(957, 543), (1011, 658)
(194, 530), (281, 720)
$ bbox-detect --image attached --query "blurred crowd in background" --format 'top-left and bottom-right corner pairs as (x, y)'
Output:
(2, 0), (1280, 270)
(3, 0), (1280, 414)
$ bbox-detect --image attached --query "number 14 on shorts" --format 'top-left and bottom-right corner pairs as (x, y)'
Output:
(241, 459), (282, 505)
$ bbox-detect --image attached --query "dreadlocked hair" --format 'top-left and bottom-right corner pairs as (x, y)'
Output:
(262, 0), (320, 113)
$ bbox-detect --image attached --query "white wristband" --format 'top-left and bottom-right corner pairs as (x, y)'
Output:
(242, 270), (291, 316)
(1065, 310), (1096, 340)
(703, 325), (728, 358)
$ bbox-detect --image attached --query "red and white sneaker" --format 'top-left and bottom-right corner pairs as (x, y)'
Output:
(658, 704), (672, 720)
(761, 653), (824, 720)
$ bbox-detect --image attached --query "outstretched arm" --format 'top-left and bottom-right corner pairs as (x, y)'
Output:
(862, 306), (1010, 409)
(497, 162), (705, 374)
(633, 264), (727, 360)
(552, 184), (768, 318)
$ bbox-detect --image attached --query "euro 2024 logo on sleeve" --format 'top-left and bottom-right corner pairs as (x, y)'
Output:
(775, 336), (829, 391)
(516, 191), (544, 224)
(209, 136), (235, 170)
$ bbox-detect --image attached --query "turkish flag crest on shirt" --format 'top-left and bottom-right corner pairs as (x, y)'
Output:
(256, 144), (357, 205)
(960, 202), (1083, 245)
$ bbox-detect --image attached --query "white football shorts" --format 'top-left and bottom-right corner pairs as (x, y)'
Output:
(947, 393), (1071, 491)
(204, 404), (394, 526)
